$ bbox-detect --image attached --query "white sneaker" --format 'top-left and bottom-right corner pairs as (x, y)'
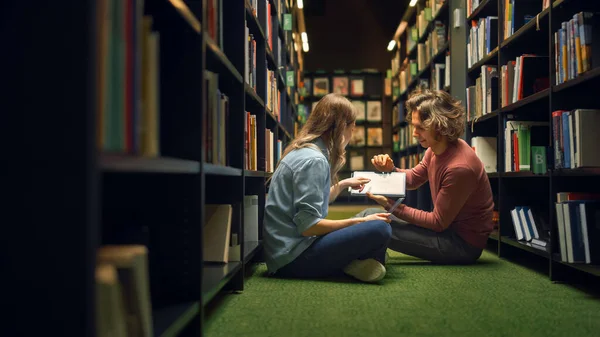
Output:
(343, 258), (386, 283)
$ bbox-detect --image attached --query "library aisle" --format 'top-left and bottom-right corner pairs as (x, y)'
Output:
(6, 0), (600, 336)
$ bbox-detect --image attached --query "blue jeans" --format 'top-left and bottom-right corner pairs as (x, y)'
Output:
(275, 220), (392, 279)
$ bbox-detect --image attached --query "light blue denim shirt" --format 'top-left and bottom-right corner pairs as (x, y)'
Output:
(263, 138), (331, 273)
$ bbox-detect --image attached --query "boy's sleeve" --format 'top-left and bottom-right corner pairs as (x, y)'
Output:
(292, 158), (329, 235)
(397, 148), (431, 190)
(394, 166), (476, 231)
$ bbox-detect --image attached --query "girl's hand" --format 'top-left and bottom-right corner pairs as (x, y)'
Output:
(371, 154), (395, 172)
(362, 213), (392, 223)
(341, 177), (371, 192)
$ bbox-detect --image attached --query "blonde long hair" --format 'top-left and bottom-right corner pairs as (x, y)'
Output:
(276, 93), (356, 185)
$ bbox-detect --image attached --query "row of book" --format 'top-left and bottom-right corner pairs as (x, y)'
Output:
(466, 53), (549, 120)
(466, 65), (497, 119)
(551, 109), (600, 170)
(244, 23), (258, 91)
(417, 21), (448, 72)
(555, 192), (600, 264)
(244, 113), (282, 172)
(502, 0), (551, 40)
(554, 12), (599, 85)
(96, 0), (161, 157)
(470, 110), (600, 174)
(95, 245), (153, 337)
(468, 16), (498, 69)
(509, 206), (550, 249)
(393, 123), (420, 152)
(205, 71), (229, 166)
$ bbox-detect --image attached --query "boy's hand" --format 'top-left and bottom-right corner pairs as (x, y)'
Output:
(366, 192), (393, 208)
(371, 154), (395, 172)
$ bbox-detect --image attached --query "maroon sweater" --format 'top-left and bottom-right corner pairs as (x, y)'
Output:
(392, 139), (495, 249)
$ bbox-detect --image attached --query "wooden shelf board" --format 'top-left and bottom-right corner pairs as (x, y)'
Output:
(501, 171), (548, 178)
(244, 170), (267, 177)
(202, 262), (242, 306)
(205, 33), (243, 84)
(487, 172), (500, 178)
(244, 6), (266, 43)
(552, 168), (600, 177)
(153, 302), (199, 337)
(500, 7), (549, 49)
(496, 88), (550, 114)
(469, 110), (498, 125)
(243, 241), (262, 262)
(203, 163), (243, 176)
(467, 0), (497, 21)
(168, 0), (201, 34)
(500, 236), (550, 258)
(245, 84), (265, 112)
(553, 67), (600, 93)
(100, 154), (200, 174)
(489, 231), (499, 241)
(266, 47), (278, 70)
(553, 256), (600, 277)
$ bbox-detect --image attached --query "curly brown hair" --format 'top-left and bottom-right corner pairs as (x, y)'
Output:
(405, 88), (465, 142)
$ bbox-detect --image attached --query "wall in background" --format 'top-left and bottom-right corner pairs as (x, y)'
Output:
(303, 0), (408, 72)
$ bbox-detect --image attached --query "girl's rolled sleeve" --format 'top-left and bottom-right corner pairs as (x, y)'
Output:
(292, 158), (329, 234)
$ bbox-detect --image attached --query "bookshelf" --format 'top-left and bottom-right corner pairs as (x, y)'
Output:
(460, 0), (600, 284)
(298, 70), (392, 202)
(6, 0), (302, 335)
(389, 0), (451, 210)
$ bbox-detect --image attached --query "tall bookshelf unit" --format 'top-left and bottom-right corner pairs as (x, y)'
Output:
(299, 70), (393, 202)
(462, 0), (600, 284)
(388, 0), (600, 286)
(6, 0), (301, 336)
(390, 0), (451, 211)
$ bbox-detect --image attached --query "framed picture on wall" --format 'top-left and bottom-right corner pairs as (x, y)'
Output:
(350, 78), (364, 96)
(349, 126), (366, 146)
(313, 77), (329, 96)
(366, 101), (382, 122)
(351, 100), (366, 122)
(367, 127), (383, 146)
(332, 77), (349, 95)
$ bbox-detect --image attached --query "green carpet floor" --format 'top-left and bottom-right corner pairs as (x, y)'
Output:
(204, 208), (600, 337)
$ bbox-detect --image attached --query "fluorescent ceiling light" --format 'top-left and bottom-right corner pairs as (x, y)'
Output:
(297, 0), (304, 9)
(303, 41), (309, 52)
(409, 0), (418, 6)
(387, 40), (396, 51)
(301, 32), (307, 43)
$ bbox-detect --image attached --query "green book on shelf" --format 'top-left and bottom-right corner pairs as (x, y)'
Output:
(531, 146), (547, 174)
(424, 8), (432, 21)
(518, 124), (531, 171)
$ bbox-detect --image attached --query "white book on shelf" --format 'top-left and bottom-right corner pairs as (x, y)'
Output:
(348, 171), (406, 198)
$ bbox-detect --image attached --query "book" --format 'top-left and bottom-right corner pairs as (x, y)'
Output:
(348, 171), (406, 197)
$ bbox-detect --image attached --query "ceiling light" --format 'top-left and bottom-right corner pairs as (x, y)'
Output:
(301, 32), (307, 43)
(297, 0), (304, 9)
(303, 41), (309, 52)
(387, 40), (396, 51)
(409, 0), (418, 7)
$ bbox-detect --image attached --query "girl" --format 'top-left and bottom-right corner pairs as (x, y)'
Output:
(263, 93), (392, 283)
